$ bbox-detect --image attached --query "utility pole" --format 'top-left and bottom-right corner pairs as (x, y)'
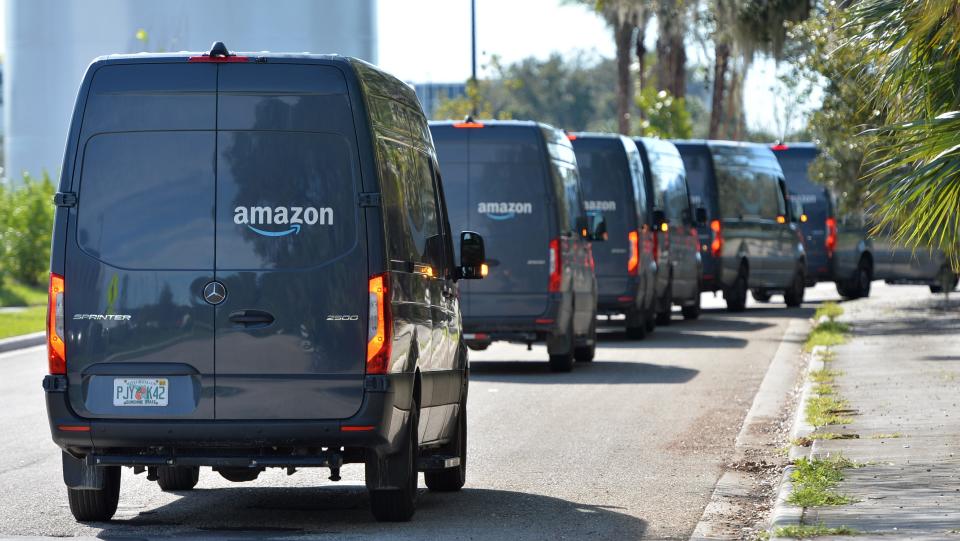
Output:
(470, 0), (478, 116)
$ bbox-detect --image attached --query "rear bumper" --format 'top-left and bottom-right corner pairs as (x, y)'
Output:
(44, 373), (413, 459)
(597, 294), (636, 314)
(463, 296), (563, 342)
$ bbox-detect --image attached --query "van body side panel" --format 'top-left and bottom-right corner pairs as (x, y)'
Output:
(213, 64), (366, 420)
(66, 64), (218, 421)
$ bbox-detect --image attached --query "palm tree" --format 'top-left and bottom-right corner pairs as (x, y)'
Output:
(572, 0), (651, 134)
(846, 0), (960, 264)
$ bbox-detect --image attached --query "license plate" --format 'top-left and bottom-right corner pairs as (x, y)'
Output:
(113, 378), (168, 407)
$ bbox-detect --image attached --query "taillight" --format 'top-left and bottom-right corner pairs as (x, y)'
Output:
(627, 230), (640, 276)
(825, 217), (837, 257)
(47, 273), (66, 375)
(710, 219), (723, 258)
(548, 238), (562, 292)
(367, 274), (391, 374)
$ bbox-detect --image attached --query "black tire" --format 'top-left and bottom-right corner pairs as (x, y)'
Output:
(424, 398), (467, 492)
(465, 343), (488, 352)
(724, 265), (748, 312)
(369, 406), (419, 522)
(681, 292), (701, 320)
(67, 466), (121, 522)
(157, 466), (199, 491)
(644, 309), (656, 332)
(784, 267), (806, 308)
(548, 318), (575, 372)
(855, 261), (872, 298)
(655, 281), (673, 326)
(931, 267), (958, 294)
(751, 289), (772, 302)
(625, 308), (647, 340)
(574, 319), (596, 362)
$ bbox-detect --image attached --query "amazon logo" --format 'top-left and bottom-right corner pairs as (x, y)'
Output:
(233, 205), (333, 237)
(477, 201), (533, 221)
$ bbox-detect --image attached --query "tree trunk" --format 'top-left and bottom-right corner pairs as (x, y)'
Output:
(726, 64), (745, 140)
(614, 18), (635, 135)
(655, 0), (687, 99)
(635, 12), (648, 92)
(709, 41), (730, 139)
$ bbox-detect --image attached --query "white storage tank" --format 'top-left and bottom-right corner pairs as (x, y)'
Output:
(4, 0), (377, 180)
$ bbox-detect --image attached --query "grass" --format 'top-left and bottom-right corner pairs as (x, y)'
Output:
(868, 432), (903, 439)
(813, 383), (835, 395)
(788, 455), (862, 507)
(792, 432), (859, 447)
(814, 301), (844, 322)
(0, 278), (47, 307)
(809, 368), (842, 384)
(805, 320), (850, 351)
(772, 523), (859, 538)
(806, 395), (854, 427)
(0, 306), (46, 339)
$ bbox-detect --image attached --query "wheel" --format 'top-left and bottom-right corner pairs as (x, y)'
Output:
(751, 289), (772, 302)
(931, 266), (958, 294)
(784, 267), (806, 307)
(466, 343), (488, 351)
(855, 261), (872, 298)
(425, 397), (467, 491)
(681, 293), (701, 320)
(574, 318), (596, 362)
(67, 466), (121, 522)
(644, 309), (656, 332)
(548, 319), (575, 372)
(369, 405), (419, 521)
(724, 265), (748, 312)
(156, 466), (199, 491)
(625, 308), (647, 340)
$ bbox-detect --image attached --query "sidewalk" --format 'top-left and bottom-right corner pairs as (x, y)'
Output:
(775, 288), (960, 538)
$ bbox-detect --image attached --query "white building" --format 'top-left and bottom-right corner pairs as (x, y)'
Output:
(3, 0), (377, 180)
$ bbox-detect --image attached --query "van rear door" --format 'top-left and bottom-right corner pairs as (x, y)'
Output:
(455, 126), (553, 319)
(213, 63), (366, 420)
(572, 138), (636, 297)
(66, 63), (217, 420)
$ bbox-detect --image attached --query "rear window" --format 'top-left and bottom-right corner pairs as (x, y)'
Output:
(675, 144), (712, 212)
(573, 139), (636, 235)
(216, 131), (359, 270)
(648, 150), (690, 225)
(774, 148), (829, 215)
(77, 131), (215, 270)
(715, 166), (782, 220)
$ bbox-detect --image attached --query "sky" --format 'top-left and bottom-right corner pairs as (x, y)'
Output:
(377, 0), (811, 135)
(0, 0), (806, 134)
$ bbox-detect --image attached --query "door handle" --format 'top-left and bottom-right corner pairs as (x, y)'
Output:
(228, 309), (275, 327)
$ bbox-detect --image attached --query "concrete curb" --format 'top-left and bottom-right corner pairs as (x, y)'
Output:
(689, 318), (810, 541)
(0, 331), (45, 354)
(766, 344), (827, 538)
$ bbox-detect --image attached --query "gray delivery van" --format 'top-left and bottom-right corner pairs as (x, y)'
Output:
(674, 141), (806, 311)
(571, 133), (658, 338)
(430, 120), (601, 372)
(635, 138), (704, 322)
(43, 43), (485, 523)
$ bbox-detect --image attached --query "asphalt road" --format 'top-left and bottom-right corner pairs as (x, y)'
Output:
(0, 285), (846, 540)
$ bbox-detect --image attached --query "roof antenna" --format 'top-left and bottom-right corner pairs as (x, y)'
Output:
(463, 114), (475, 124)
(209, 41), (230, 57)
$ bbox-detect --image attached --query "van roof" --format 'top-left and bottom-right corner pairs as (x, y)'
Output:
(673, 139), (782, 173)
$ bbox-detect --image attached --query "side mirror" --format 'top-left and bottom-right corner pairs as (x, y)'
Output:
(459, 231), (486, 280)
(695, 207), (708, 226)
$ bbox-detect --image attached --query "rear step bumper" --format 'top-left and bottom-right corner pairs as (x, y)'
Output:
(44, 373), (414, 455)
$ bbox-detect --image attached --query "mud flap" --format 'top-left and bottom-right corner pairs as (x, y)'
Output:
(364, 410), (414, 490)
(62, 451), (106, 490)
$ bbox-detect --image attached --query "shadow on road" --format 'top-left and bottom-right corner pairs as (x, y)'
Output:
(92, 485), (647, 539)
(470, 360), (697, 384)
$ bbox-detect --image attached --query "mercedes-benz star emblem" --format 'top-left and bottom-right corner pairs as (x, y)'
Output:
(203, 281), (227, 305)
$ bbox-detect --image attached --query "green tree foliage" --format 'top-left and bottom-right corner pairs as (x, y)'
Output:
(635, 88), (694, 138)
(842, 0), (960, 263)
(1, 173), (56, 286)
(786, 4), (879, 216)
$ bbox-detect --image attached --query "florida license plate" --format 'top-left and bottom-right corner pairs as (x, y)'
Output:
(113, 378), (168, 407)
